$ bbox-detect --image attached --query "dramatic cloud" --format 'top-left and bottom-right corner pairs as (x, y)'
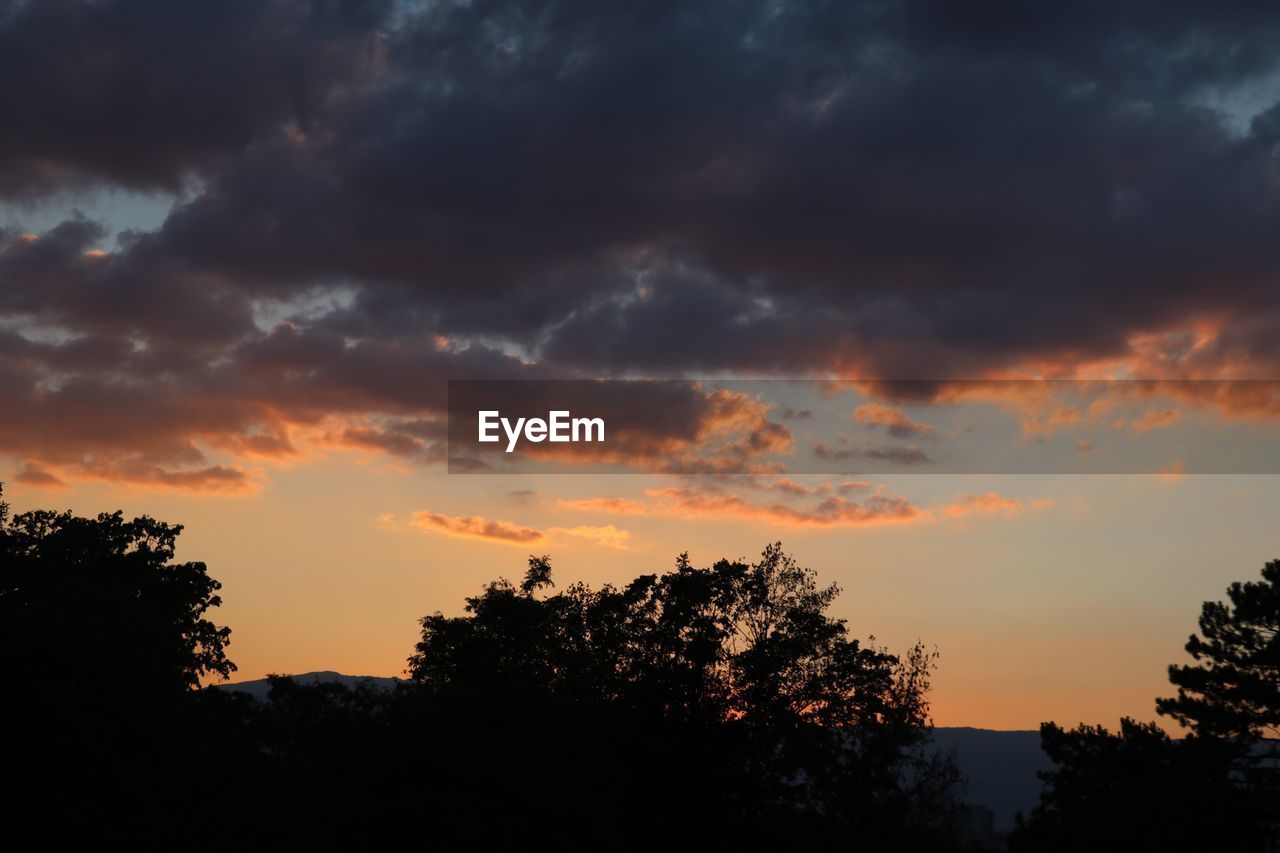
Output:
(0, 0), (390, 195)
(5, 1), (1280, 489)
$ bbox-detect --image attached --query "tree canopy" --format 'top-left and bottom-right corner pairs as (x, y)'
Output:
(0, 496), (965, 850)
(16, 486), (1279, 849)
(1014, 559), (1280, 851)
(0, 504), (234, 699)
(0, 486), (246, 844)
(411, 544), (930, 730)
(1157, 559), (1280, 742)
(407, 544), (961, 846)
(1010, 719), (1269, 853)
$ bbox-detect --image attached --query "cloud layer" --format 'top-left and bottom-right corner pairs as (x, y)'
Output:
(5, 0), (1280, 490)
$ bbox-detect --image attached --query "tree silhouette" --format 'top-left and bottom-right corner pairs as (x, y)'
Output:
(0, 493), (967, 850)
(0, 505), (234, 696)
(1156, 559), (1280, 840)
(1009, 719), (1268, 853)
(1157, 559), (1280, 742)
(1014, 558), (1280, 852)
(0, 488), (245, 844)
(408, 543), (964, 848)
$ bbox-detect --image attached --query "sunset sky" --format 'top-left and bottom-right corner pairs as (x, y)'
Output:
(3, 0), (1280, 730)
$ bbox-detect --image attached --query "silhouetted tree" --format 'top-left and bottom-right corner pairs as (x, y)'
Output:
(0, 496), (967, 850)
(408, 543), (965, 848)
(1010, 719), (1268, 853)
(1014, 558), (1280, 852)
(1157, 559), (1280, 839)
(0, 491), (244, 844)
(1157, 559), (1279, 741)
(0, 505), (234, 695)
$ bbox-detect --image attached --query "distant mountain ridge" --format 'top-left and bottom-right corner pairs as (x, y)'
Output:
(930, 726), (1051, 832)
(214, 670), (403, 701)
(215, 672), (1049, 832)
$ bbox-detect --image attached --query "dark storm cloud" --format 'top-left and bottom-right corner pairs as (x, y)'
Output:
(0, 0), (390, 195)
(0, 220), (254, 344)
(88, 0), (1280, 376)
(5, 0), (1280, 486)
(0, 304), (546, 487)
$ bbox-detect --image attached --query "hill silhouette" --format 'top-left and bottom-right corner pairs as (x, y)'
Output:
(931, 727), (1050, 833)
(215, 670), (402, 701)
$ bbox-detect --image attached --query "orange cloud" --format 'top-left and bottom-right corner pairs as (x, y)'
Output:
(113, 466), (262, 495)
(314, 424), (429, 458)
(560, 486), (921, 529)
(207, 424), (300, 460)
(10, 462), (68, 490)
(410, 510), (544, 544)
(853, 403), (935, 438)
(405, 511), (633, 549)
(749, 477), (874, 497)
(557, 496), (650, 515)
(44, 457), (267, 496)
(562, 481), (1051, 531)
(631, 485), (923, 528)
(552, 524), (633, 550)
(940, 492), (1053, 519)
(839, 375), (1280, 446)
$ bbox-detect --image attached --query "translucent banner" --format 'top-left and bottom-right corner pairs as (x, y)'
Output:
(447, 379), (1280, 474)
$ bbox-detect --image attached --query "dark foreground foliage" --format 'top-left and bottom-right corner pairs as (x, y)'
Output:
(0, 489), (968, 851)
(1009, 719), (1273, 853)
(1012, 558), (1280, 852)
(2, 488), (1276, 851)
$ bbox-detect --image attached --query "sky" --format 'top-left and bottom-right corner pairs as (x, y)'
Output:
(3, 0), (1280, 730)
